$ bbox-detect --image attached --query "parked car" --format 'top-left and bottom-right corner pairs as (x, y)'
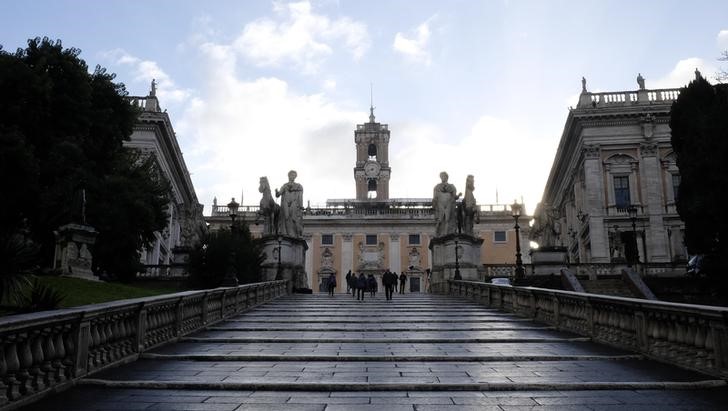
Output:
(491, 277), (512, 286)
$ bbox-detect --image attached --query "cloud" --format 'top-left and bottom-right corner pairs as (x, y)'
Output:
(390, 116), (552, 214)
(649, 57), (717, 89)
(393, 18), (434, 66)
(232, 1), (370, 73)
(718, 29), (728, 49)
(174, 42), (365, 209)
(101, 49), (192, 103)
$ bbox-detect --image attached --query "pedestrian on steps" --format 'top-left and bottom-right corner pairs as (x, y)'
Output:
(367, 274), (377, 297)
(356, 272), (367, 301)
(345, 270), (352, 294)
(327, 273), (336, 296)
(399, 272), (407, 294)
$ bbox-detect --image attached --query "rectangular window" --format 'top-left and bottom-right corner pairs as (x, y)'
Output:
(494, 231), (507, 242)
(408, 234), (421, 245)
(614, 176), (631, 209)
(672, 174), (681, 202)
(366, 234), (378, 245)
(321, 234), (334, 245)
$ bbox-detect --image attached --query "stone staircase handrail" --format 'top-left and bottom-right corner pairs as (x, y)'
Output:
(0, 280), (288, 410)
(448, 279), (728, 379)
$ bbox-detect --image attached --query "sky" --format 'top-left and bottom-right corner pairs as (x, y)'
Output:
(2, 0), (728, 215)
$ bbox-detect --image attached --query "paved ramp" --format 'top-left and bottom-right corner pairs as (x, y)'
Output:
(24, 294), (727, 410)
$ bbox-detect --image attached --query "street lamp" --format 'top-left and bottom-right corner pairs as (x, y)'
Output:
(276, 235), (283, 280)
(627, 205), (639, 266)
(453, 239), (462, 280)
(221, 198), (239, 287)
(511, 201), (525, 282)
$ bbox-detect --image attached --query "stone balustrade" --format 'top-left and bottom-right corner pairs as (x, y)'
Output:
(577, 88), (681, 108)
(448, 280), (728, 378)
(0, 280), (287, 409)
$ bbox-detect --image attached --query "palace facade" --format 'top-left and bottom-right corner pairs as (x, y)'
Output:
(534, 75), (687, 267)
(125, 83), (206, 272)
(206, 108), (532, 293)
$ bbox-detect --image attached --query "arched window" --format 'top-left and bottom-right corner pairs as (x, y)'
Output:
(368, 143), (377, 160)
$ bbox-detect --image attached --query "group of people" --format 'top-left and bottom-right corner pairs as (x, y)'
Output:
(329, 270), (407, 301)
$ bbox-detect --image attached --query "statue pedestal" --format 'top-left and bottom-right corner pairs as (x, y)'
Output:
(429, 234), (484, 293)
(53, 223), (99, 281)
(257, 235), (309, 293)
(531, 246), (568, 275)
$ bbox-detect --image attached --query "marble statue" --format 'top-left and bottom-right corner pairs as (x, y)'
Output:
(258, 176), (280, 235)
(461, 175), (479, 236)
(275, 170), (303, 238)
(637, 73), (645, 90)
(531, 203), (561, 248)
(433, 172), (460, 237)
(581, 76), (587, 93)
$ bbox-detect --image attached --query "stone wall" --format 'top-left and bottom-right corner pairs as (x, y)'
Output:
(448, 280), (728, 379)
(0, 281), (288, 409)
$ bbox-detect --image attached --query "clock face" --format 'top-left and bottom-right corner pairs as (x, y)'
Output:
(364, 161), (381, 177)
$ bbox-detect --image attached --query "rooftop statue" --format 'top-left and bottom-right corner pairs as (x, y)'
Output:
(637, 73), (645, 90)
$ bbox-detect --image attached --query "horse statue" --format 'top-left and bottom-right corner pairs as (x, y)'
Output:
(258, 176), (280, 235)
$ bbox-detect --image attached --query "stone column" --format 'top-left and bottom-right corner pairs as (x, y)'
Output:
(583, 145), (609, 262)
(304, 234), (313, 289)
(341, 233), (353, 275)
(389, 234), (401, 273)
(640, 143), (668, 262)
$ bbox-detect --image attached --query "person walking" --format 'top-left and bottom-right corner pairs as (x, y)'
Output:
(356, 272), (367, 301)
(399, 272), (407, 294)
(345, 270), (352, 294)
(327, 273), (336, 296)
(383, 269), (395, 300)
(367, 274), (377, 297)
(351, 272), (357, 298)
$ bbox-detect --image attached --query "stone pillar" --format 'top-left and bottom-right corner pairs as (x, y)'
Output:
(53, 223), (99, 281)
(255, 235), (308, 293)
(583, 145), (609, 262)
(341, 233), (353, 276)
(429, 234), (483, 294)
(304, 234), (313, 289)
(389, 234), (401, 273)
(640, 143), (668, 262)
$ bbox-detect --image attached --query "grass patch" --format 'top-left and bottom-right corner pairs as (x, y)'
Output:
(35, 276), (181, 308)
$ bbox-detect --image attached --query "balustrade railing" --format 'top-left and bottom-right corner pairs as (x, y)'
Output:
(448, 280), (728, 378)
(0, 280), (287, 409)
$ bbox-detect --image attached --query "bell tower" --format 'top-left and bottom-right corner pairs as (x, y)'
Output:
(354, 105), (390, 200)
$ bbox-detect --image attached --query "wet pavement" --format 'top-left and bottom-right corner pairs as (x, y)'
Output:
(23, 293), (728, 410)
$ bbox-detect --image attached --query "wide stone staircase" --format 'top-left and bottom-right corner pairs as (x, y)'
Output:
(24, 293), (727, 410)
(580, 279), (639, 298)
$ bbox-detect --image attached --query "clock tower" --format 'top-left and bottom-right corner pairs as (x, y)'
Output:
(354, 106), (390, 200)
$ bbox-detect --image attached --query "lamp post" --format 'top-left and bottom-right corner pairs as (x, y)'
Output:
(511, 201), (525, 282)
(453, 239), (462, 280)
(221, 198), (239, 287)
(627, 205), (639, 266)
(276, 235), (283, 280)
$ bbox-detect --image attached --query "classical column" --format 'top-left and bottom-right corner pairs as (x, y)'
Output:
(389, 234), (401, 273)
(640, 143), (668, 261)
(341, 233), (353, 275)
(304, 234), (313, 289)
(583, 145), (609, 262)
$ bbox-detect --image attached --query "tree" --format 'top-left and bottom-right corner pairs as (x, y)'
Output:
(0, 37), (170, 282)
(669, 73), (728, 275)
(187, 222), (263, 289)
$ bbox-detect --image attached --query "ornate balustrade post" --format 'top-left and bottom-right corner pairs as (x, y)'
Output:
(634, 310), (648, 351)
(72, 321), (91, 378)
(201, 292), (209, 325)
(174, 298), (184, 337)
(710, 322), (728, 375)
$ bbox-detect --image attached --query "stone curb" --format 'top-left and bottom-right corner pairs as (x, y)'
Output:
(205, 326), (555, 332)
(78, 379), (728, 391)
(179, 337), (592, 343)
(140, 353), (644, 362)
(223, 319), (534, 323)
